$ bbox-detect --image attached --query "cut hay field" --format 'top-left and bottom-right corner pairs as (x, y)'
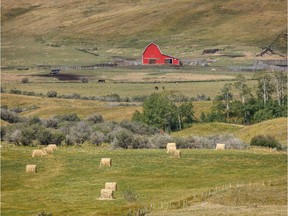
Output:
(172, 118), (288, 145)
(1, 145), (287, 216)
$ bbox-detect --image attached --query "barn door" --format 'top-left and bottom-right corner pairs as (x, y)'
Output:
(165, 58), (173, 64)
(149, 59), (156, 64)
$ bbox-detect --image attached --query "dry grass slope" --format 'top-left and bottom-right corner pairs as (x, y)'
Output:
(2, 0), (287, 49)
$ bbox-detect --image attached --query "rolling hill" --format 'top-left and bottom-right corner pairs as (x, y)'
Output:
(2, 0), (287, 50)
(172, 118), (287, 145)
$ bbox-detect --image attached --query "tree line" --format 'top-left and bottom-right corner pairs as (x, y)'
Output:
(201, 72), (287, 124)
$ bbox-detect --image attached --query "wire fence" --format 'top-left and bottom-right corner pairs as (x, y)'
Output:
(129, 177), (286, 216)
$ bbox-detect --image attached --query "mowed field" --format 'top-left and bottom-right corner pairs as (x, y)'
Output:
(1, 145), (287, 216)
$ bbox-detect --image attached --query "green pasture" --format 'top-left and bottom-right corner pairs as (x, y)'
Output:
(1, 145), (287, 216)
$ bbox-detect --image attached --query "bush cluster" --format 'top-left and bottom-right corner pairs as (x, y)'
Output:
(1, 107), (248, 150)
(250, 135), (282, 150)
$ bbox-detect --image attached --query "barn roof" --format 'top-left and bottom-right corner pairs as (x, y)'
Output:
(142, 42), (163, 55)
(142, 42), (179, 60)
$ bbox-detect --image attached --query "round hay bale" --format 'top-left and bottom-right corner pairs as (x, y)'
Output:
(32, 149), (45, 157)
(26, 165), (37, 173)
(99, 189), (114, 200)
(216, 143), (226, 150)
(100, 158), (112, 167)
(105, 182), (117, 191)
(43, 147), (53, 154)
(48, 144), (57, 150)
(169, 149), (181, 158)
(166, 142), (177, 153)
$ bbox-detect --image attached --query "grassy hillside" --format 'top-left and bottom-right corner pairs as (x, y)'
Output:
(1, 0), (287, 68)
(172, 118), (287, 145)
(1, 145), (286, 215)
(235, 118), (287, 145)
(2, 0), (286, 48)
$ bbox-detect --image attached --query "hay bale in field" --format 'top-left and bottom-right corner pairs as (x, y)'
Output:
(26, 165), (37, 173)
(43, 147), (53, 154)
(169, 149), (181, 158)
(48, 144), (57, 150)
(100, 158), (112, 167)
(216, 143), (226, 150)
(166, 142), (177, 153)
(99, 189), (114, 200)
(105, 182), (117, 191)
(32, 149), (46, 157)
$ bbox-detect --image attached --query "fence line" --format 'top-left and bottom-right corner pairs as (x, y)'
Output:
(132, 177), (286, 215)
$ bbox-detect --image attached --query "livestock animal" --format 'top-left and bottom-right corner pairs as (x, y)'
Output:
(98, 79), (105, 83)
(216, 143), (226, 150)
(155, 86), (159, 90)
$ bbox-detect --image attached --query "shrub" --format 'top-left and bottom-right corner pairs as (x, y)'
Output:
(80, 77), (89, 83)
(54, 113), (80, 122)
(250, 135), (281, 150)
(122, 190), (138, 203)
(47, 91), (57, 98)
(1, 108), (20, 123)
(20, 127), (35, 146)
(111, 129), (133, 149)
(43, 118), (59, 128)
(120, 120), (159, 135)
(21, 77), (29, 83)
(28, 116), (42, 125)
(89, 131), (105, 145)
(68, 121), (92, 144)
(9, 89), (22, 94)
(10, 129), (22, 145)
(85, 114), (104, 124)
(51, 131), (65, 145)
(37, 128), (52, 145)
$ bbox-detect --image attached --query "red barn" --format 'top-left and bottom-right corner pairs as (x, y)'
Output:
(142, 43), (180, 65)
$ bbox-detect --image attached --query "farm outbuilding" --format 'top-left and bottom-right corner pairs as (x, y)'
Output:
(142, 43), (180, 65)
